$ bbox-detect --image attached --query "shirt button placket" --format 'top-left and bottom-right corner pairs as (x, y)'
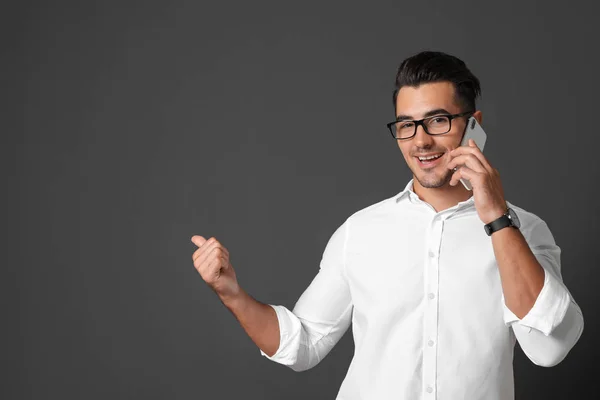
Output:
(424, 217), (441, 397)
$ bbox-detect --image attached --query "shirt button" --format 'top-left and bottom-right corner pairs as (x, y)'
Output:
(428, 339), (435, 347)
(428, 250), (435, 258)
(426, 386), (433, 393)
(428, 293), (435, 300)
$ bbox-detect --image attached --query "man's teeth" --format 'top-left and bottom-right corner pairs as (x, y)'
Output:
(418, 154), (443, 161)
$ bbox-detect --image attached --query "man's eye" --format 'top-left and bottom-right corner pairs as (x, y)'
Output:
(399, 122), (414, 129)
(430, 117), (448, 124)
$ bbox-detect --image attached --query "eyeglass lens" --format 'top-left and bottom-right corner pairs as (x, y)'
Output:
(393, 115), (451, 139)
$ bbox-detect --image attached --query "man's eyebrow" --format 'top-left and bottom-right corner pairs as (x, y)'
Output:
(395, 108), (452, 121)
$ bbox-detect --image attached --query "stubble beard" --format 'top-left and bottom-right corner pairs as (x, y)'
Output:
(414, 166), (453, 189)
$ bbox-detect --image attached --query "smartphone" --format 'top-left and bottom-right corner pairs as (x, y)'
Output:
(458, 117), (487, 190)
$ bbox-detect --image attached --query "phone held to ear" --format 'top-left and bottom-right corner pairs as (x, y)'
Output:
(458, 117), (487, 191)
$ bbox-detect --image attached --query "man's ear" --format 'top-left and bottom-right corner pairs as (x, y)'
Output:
(473, 110), (483, 125)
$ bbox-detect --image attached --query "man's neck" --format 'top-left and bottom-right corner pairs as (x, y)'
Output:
(412, 178), (472, 213)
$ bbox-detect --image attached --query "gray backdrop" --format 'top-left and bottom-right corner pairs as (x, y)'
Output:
(8, 0), (598, 399)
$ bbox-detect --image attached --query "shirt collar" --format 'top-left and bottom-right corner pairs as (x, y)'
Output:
(395, 179), (417, 203)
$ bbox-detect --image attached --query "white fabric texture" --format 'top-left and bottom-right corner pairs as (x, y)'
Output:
(260, 179), (584, 400)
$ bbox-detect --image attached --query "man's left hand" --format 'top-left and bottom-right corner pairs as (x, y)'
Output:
(447, 139), (508, 225)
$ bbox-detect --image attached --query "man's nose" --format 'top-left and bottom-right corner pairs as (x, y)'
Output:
(413, 123), (434, 147)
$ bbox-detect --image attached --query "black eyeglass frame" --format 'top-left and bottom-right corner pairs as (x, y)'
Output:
(386, 110), (474, 140)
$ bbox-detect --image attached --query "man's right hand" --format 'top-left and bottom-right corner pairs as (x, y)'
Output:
(191, 235), (240, 301)
(190, 235), (281, 358)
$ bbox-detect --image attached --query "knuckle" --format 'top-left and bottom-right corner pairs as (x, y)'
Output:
(209, 247), (220, 258)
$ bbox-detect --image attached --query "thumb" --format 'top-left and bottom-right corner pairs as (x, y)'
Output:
(191, 235), (207, 247)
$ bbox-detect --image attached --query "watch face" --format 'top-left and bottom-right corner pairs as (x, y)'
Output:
(508, 208), (521, 228)
(484, 224), (493, 235)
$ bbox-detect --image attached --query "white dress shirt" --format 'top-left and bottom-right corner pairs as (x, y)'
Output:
(260, 179), (584, 400)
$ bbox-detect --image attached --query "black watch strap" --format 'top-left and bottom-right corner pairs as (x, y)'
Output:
(484, 213), (511, 236)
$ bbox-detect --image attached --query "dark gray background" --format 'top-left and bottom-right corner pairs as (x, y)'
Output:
(7, 0), (598, 399)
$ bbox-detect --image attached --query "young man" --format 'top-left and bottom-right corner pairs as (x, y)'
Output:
(191, 51), (584, 399)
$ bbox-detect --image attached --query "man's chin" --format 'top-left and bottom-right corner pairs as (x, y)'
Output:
(414, 171), (452, 189)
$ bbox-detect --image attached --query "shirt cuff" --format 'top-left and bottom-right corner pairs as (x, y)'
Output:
(259, 304), (302, 364)
(502, 267), (571, 336)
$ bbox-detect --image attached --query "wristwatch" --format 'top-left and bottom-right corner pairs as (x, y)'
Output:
(484, 207), (521, 236)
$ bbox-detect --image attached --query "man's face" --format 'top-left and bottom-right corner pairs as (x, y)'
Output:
(394, 81), (474, 189)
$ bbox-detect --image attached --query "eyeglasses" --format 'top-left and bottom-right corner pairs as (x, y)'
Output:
(386, 111), (474, 140)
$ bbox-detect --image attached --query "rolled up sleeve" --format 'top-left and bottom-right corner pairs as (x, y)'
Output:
(502, 265), (571, 336)
(503, 219), (584, 366)
(259, 219), (354, 371)
(259, 304), (304, 363)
